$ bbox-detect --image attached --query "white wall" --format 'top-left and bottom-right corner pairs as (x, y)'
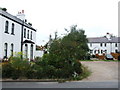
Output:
(88, 42), (119, 55)
(0, 15), (3, 59)
(1, 16), (21, 58)
(0, 11), (36, 60)
(35, 50), (44, 57)
(22, 26), (36, 60)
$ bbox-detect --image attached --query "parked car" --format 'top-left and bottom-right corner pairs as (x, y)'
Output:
(105, 54), (114, 60)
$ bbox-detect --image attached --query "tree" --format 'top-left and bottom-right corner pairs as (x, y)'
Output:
(49, 25), (89, 61)
(40, 25), (89, 78)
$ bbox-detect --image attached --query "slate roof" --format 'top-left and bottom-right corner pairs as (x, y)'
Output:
(0, 9), (36, 31)
(88, 37), (120, 43)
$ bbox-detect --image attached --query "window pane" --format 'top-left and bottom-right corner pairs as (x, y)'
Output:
(5, 21), (9, 33)
(115, 43), (117, 47)
(4, 43), (8, 58)
(27, 30), (29, 39)
(104, 43), (106, 47)
(30, 44), (33, 60)
(11, 23), (14, 34)
(11, 45), (13, 56)
(30, 31), (32, 40)
(25, 44), (28, 58)
(24, 29), (26, 38)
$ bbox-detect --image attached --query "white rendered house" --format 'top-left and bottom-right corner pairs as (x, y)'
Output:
(87, 33), (120, 55)
(0, 9), (36, 60)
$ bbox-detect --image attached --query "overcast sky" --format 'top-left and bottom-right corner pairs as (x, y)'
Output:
(0, 0), (119, 45)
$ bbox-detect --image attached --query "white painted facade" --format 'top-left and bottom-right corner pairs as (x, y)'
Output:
(88, 42), (119, 55)
(35, 50), (44, 57)
(87, 34), (120, 55)
(0, 9), (36, 60)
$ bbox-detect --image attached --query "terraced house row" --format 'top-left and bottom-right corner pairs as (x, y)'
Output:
(0, 9), (36, 60)
(88, 33), (120, 55)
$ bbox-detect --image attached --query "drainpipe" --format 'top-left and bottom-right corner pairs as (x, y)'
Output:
(21, 21), (24, 59)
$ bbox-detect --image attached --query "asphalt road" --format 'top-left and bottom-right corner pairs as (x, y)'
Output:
(2, 81), (118, 88)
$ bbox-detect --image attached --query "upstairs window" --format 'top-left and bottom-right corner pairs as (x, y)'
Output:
(115, 43), (117, 47)
(104, 43), (106, 47)
(24, 29), (26, 38)
(5, 21), (9, 33)
(100, 43), (102, 47)
(27, 30), (29, 39)
(30, 31), (32, 40)
(11, 23), (15, 35)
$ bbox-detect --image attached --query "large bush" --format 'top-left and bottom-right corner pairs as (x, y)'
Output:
(42, 25), (89, 78)
(2, 52), (31, 79)
(2, 63), (13, 78)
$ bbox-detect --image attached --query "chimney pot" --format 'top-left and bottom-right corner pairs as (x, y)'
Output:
(22, 10), (24, 13)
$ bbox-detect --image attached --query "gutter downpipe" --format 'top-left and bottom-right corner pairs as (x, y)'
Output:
(21, 21), (24, 59)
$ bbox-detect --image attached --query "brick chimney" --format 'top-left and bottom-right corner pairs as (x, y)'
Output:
(16, 10), (25, 21)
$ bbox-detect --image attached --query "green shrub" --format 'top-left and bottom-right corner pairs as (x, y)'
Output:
(36, 67), (44, 79)
(35, 57), (42, 61)
(2, 63), (13, 78)
(9, 55), (30, 79)
(73, 60), (82, 74)
(25, 68), (36, 79)
(11, 68), (21, 80)
(43, 65), (56, 78)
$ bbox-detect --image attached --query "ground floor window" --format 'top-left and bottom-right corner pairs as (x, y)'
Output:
(30, 44), (33, 60)
(25, 44), (28, 58)
(11, 44), (14, 56)
(101, 50), (103, 54)
(94, 50), (96, 54)
(4, 43), (8, 58)
(104, 50), (107, 53)
(115, 49), (118, 53)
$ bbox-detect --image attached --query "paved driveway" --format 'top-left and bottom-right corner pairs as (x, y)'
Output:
(81, 61), (118, 82)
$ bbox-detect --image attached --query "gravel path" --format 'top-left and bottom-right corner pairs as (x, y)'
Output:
(81, 61), (118, 82)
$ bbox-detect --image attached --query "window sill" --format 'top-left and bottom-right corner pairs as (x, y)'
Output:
(11, 33), (15, 35)
(4, 32), (9, 34)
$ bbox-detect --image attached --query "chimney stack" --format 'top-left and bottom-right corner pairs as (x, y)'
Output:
(16, 10), (25, 21)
